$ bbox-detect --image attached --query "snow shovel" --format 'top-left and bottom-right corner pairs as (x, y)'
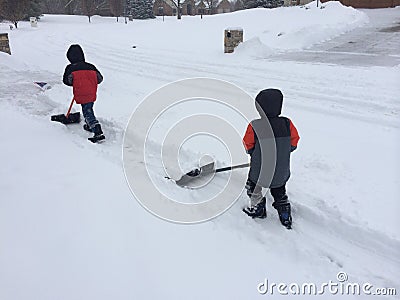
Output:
(51, 97), (81, 124)
(173, 162), (250, 187)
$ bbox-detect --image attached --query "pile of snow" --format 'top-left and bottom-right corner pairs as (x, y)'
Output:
(237, 1), (368, 56)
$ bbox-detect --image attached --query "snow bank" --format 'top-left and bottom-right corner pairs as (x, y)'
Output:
(236, 1), (368, 56)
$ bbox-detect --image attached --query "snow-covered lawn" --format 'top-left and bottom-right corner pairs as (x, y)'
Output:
(0, 1), (399, 299)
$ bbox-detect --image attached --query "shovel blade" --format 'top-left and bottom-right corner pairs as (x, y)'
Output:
(175, 162), (215, 188)
(51, 112), (81, 124)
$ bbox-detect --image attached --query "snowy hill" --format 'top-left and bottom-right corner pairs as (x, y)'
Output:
(0, 1), (399, 299)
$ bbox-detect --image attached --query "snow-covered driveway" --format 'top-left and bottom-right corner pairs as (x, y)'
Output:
(272, 7), (400, 66)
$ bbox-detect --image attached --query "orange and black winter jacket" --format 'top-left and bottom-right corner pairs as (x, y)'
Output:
(243, 120), (299, 154)
(243, 89), (300, 188)
(63, 45), (103, 104)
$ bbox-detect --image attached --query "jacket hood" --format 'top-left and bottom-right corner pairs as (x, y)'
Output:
(255, 88), (283, 117)
(67, 44), (85, 63)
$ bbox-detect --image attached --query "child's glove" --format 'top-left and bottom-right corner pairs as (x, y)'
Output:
(245, 179), (256, 197)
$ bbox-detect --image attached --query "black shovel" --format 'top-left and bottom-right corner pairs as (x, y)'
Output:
(172, 162), (250, 187)
(51, 97), (81, 124)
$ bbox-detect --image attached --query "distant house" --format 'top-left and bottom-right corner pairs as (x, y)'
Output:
(216, 0), (233, 13)
(195, 0), (208, 15)
(283, 0), (313, 5)
(153, 0), (240, 16)
(233, 0), (245, 11)
(181, 0), (196, 15)
(192, 0), (213, 15)
(320, 0), (400, 8)
(153, 0), (177, 16)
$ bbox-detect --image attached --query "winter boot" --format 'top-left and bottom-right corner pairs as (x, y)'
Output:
(83, 124), (92, 132)
(273, 203), (292, 229)
(88, 124), (105, 143)
(243, 197), (267, 219)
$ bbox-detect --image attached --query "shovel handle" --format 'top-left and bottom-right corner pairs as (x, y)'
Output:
(65, 97), (75, 118)
(215, 163), (250, 173)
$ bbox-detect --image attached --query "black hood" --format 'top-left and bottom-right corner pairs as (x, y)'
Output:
(255, 89), (283, 117)
(67, 44), (85, 63)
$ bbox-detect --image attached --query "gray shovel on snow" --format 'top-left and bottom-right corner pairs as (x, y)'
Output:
(169, 162), (250, 188)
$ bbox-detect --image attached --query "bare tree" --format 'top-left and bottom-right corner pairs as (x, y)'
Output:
(81, 0), (96, 22)
(64, 0), (81, 15)
(0, 0), (30, 28)
(108, 0), (123, 21)
(205, 0), (218, 14)
(41, 0), (61, 13)
(170, 0), (181, 19)
(81, 0), (108, 22)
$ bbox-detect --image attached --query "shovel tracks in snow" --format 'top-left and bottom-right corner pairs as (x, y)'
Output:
(91, 45), (399, 129)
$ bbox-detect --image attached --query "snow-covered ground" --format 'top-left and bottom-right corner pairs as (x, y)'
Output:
(0, 1), (399, 299)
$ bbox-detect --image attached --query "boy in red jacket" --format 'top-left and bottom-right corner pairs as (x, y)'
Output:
(242, 89), (299, 229)
(63, 44), (105, 142)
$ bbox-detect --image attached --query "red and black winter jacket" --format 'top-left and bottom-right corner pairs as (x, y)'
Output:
(242, 89), (300, 188)
(63, 45), (103, 104)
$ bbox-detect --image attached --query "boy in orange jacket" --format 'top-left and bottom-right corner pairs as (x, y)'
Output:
(63, 44), (105, 143)
(242, 89), (299, 229)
